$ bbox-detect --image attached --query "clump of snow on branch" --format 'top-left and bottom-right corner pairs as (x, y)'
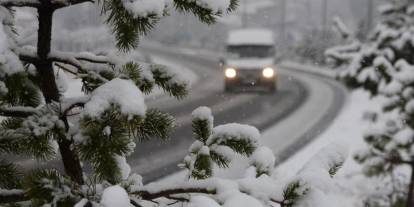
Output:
(0, 7), (23, 77)
(182, 107), (265, 180)
(249, 146), (276, 176)
(100, 185), (130, 207)
(114, 155), (132, 180)
(188, 196), (221, 207)
(83, 78), (146, 118)
(121, 0), (167, 18)
(22, 108), (64, 137)
(0, 81), (7, 95)
(209, 123), (260, 147)
(54, 66), (69, 93)
(121, 0), (231, 18)
(299, 141), (348, 190)
(223, 193), (264, 207)
(192, 106), (214, 130)
(288, 142), (349, 207)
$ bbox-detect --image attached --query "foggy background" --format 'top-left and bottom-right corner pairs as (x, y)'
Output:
(15, 0), (386, 64)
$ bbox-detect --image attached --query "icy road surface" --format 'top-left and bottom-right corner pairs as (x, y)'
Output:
(129, 44), (348, 183)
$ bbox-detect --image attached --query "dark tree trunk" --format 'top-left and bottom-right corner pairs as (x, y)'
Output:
(407, 164), (414, 207)
(36, 3), (84, 185)
(36, 7), (59, 103)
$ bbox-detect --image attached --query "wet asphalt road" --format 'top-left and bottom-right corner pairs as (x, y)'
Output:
(131, 46), (310, 182)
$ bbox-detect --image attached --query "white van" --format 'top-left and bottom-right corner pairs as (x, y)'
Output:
(221, 29), (277, 92)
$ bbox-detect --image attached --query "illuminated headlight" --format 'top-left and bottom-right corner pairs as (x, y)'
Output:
(262, 67), (275, 78)
(225, 68), (237, 78)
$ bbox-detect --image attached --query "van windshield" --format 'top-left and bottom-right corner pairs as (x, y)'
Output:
(227, 45), (275, 59)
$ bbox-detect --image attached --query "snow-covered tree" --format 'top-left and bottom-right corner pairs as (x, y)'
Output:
(326, 1), (414, 206)
(0, 0), (349, 206)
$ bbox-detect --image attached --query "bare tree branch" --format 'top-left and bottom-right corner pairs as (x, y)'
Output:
(18, 47), (111, 83)
(18, 48), (113, 70)
(135, 187), (216, 201)
(135, 187), (284, 205)
(165, 195), (189, 202)
(55, 63), (79, 76)
(130, 199), (144, 207)
(18, 47), (39, 65)
(61, 97), (89, 116)
(75, 52), (114, 65)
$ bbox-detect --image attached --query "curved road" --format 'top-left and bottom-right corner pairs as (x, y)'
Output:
(129, 45), (348, 183)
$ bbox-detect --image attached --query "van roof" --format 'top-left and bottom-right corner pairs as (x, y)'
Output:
(227, 29), (274, 46)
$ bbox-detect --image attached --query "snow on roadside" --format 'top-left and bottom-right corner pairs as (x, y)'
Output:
(280, 61), (336, 78)
(275, 89), (385, 206)
(83, 78), (146, 117)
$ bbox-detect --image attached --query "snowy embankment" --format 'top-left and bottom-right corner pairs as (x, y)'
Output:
(280, 61), (335, 78)
(275, 88), (381, 206)
(265, 62), (387, 206)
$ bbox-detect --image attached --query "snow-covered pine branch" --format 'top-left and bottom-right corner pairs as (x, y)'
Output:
(0, 0), (354, 206)
(0, 107), (350, 207)
(327, 1), (414, 206)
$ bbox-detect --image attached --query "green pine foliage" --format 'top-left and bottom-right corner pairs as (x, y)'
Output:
(151, 64), (188, 99)
(101, 0), (160, 51)
(183, 107), (260, 180)
(79, 106), (135, 183)
(133, 108), (175, 141)
(1, 73), (41, 107)
(23, 170), (78, 207)
(121, 62), (154, 94)
(0, 112), (59, 161)
(100, 0), (238, 51)
(0, 161), (21, 189)
(282, 181), (309, 207)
